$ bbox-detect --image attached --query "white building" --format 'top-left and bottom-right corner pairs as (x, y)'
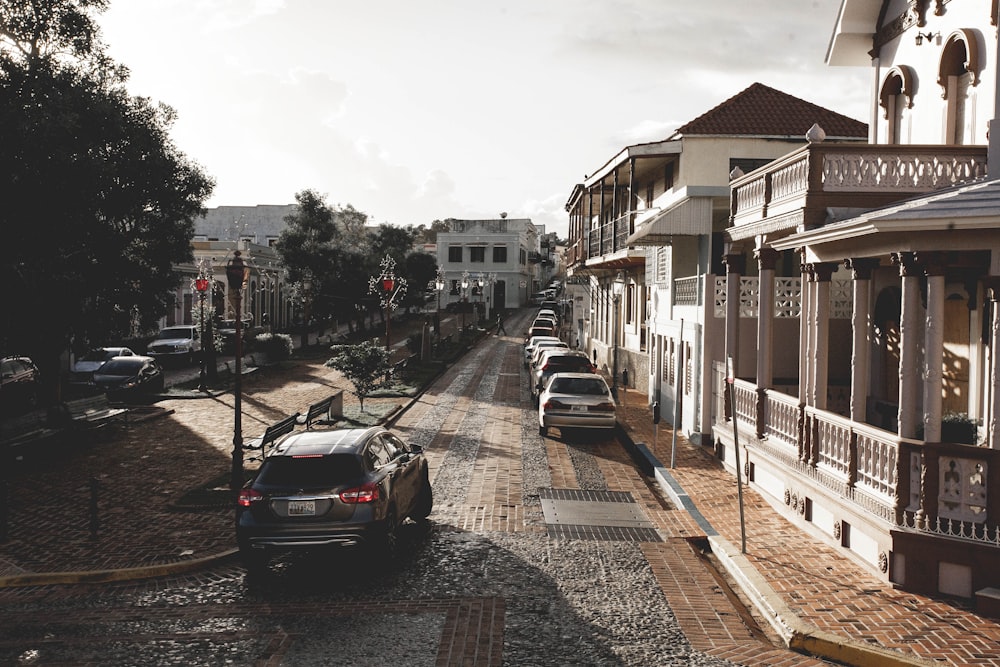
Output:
(436, 217), (541, 313)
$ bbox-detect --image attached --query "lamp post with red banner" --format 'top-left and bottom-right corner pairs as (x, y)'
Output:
(369, 255), (407, 352)
(193, 265), (211, 392)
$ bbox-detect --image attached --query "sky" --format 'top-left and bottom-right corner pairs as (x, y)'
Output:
(99, 0), (872, 238)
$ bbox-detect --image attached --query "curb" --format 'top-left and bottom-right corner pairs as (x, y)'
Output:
(0, 549), (239, 589)
(615, 422), (936, 667)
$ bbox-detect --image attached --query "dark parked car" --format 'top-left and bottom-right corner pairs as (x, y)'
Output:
(92, 356), (164, 402)
(0, 356), (41, 414)
(69, 346), (135, 385)
(236, 426), (433, 571)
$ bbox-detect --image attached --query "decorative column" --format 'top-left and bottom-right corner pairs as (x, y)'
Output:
(724, 253), (746, 375)
(918, 253), (946, 442)
(724, 253), (745, 420)
(845, 258), (880, 423)
(810, 262), (836, 411)
(893, 252), (923, 440)
(800, 259), (815, 406)
(755, 248), (778, 390)
(985, 278), (1000, 449)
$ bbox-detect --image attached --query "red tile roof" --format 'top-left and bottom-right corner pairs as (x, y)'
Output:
(673, 82), (868, 139)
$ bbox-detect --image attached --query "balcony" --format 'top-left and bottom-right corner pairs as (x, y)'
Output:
(729, 143), (987, 237)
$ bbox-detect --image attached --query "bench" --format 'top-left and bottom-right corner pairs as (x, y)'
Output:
(297, 392), (344, 430)
(0, 410), (63, 453)
(243, 412), (300, 457)
(64, 394), (128, 428)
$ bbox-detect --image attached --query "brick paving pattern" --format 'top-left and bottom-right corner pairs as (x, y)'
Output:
(3, 311), (1000, 665)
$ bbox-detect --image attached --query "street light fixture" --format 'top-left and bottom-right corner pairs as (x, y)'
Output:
(434, 268), (446, 336)
(193, 266), (211, 392)
(476, 275), (485, 323)
(611, 271), (626, 401)
(226, 250), (251, 491)
(460, 270), (470, 333)
(369, 255), (407, 351)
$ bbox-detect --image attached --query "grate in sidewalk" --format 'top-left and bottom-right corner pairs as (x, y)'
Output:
(538, 488), (662, 542)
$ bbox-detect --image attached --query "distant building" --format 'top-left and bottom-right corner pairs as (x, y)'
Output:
(193, 204), (298, 247)
(436, 217), (540, 312)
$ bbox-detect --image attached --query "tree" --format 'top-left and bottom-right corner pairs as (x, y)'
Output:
(403, 251), (438, 310)
(0, 0), (214, 398)
(325, 339), (391, 413)
(275, 190), (342, 324)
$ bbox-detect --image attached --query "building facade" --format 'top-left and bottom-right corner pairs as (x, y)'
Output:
(711, 0), (1000, 603)
(436, 217), (540, 314)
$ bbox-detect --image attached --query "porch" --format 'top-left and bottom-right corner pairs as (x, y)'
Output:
(711, 363), (1000, 599)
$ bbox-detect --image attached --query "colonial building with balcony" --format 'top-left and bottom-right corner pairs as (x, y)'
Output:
(566, 83), (866, 424)
(711, 0), (1000, 604)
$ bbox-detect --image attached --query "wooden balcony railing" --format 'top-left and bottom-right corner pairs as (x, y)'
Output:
(730, 144), (988, 231)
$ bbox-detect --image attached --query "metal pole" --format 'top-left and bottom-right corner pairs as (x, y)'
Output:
(671, 319), (683, 469)
(197, 291), (207, 391)
(612, 294), (619, 401)
(727, 355), (747, 554)
(231, 293), (244, 491)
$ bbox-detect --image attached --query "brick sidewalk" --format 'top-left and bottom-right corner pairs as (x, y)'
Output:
(616, 387), (1000, 666)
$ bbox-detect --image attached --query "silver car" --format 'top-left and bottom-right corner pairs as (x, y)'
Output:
(538, 373), (616, 437)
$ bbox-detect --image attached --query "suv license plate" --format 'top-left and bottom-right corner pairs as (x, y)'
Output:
(288, 500), (316, 516)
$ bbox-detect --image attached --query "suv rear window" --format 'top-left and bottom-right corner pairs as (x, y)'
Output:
(256, 454), (364, 487)
(544, 357), (593, 372)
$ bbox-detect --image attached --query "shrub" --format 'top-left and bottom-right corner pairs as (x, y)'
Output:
(255, 332), (294, 361)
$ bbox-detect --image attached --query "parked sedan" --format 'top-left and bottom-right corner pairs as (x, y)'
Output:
(0, 356), (41, 414)
(523, 335), (562, 367)
(91, 356), (164, 402)
(531, 350), (597, 405)
(236, 426), (433, 571)
(538, 372), (617, 437)
(70, 347), (135, 385)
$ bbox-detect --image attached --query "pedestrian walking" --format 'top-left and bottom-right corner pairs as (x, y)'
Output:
(496, 313), (507, 335)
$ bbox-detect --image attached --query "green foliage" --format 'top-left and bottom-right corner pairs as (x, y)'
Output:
(255, 332), (293, 361)
(325, 339), (392, 411)
(0, 0), (214, 383)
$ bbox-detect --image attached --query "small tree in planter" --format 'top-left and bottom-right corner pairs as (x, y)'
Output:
(941, 412), (979, 445)
(325, 339), (392, 412)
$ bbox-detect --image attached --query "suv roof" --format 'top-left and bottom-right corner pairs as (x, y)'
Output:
(270, 427), (380, 457)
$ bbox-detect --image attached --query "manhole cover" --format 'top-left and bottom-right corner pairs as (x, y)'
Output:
(538, 488), (661, 542)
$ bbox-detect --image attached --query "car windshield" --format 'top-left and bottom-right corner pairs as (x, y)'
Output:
(157, 328), (193, 339)
(99, 359), (142, 374)
(550, 378), (608, 395)
(257, 454), (364, 487)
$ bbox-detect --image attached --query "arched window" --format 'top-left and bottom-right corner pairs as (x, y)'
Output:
(879, 66), (915, 144)
(938, 29), (981, 145)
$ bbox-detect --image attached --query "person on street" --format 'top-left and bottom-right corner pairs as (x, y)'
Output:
(496, 313), (507, 335)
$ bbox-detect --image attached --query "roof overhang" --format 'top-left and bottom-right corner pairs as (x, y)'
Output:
(770, 177), (1000, 259)
(626, 186), (728, 245)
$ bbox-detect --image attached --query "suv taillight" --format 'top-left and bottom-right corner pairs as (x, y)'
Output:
(237, 488), (263, 507)
(340, 482), (379, 504)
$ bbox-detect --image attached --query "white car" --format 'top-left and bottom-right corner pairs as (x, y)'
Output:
(529, 340), (568, 368)
(146, 325), (202, 365)
(524, 335), (561, 367)
(538, 372), (616, 437)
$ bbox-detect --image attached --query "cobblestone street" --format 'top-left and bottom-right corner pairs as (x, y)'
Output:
(0, 312), (812, 666)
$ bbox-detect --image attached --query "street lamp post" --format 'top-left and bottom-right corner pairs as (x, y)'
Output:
(460, 271), (470, 333)
(194, 270), (211, 392)
(434, 268), (446, 336)
(476, 275), (485, 324)
(300, 277), (312, 350)
(611, 271), (626, 401)
(226, 250), (251, 491)
(369, 255), (407, 352)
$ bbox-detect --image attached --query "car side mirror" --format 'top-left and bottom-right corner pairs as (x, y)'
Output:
(409, 443), (424, 455)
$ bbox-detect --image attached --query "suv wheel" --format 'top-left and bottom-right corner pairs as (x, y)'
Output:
(377, 509), (399, 560)
(412, 471), (433, 521)
(240, 546), (269, 574)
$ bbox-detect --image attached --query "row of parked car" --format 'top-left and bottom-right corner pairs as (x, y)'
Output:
(522, 306), (617, 438)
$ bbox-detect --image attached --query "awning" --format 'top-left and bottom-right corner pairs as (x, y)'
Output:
(626, 196), (713, 245)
